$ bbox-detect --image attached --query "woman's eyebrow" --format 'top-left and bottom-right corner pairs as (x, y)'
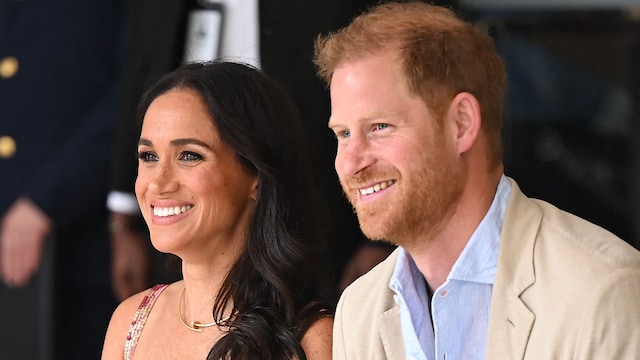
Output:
(137, 137), (212, 150)
(170, 138), (211, 149)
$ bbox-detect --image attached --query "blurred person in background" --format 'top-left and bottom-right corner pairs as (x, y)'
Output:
(0, 1), (125, 358)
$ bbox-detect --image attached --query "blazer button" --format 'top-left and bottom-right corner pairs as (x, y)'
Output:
(0, 56), (19, 79)
(0, 136), (17, 159)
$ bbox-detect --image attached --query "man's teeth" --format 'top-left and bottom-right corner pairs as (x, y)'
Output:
(153, 205), (193, 217)
(359, 180), (395, 196)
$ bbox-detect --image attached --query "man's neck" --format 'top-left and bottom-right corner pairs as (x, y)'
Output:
(407, 170), (503, 292)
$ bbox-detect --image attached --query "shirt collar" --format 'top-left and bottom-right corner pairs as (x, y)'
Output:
(449, 175), (511, 284)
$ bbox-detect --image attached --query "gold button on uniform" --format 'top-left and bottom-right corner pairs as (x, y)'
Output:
(0, 136), (17, 159)
(0, 56), (19, 79)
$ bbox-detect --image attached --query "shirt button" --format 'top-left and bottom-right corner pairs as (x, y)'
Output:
(0, 56), (19, 79)
(0, 136), (17, 159)
(439, 289), (448, 297)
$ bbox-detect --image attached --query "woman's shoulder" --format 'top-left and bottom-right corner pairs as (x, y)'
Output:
(300, 316), (333, 360)
(118, 284), (170, 319)
(101, 284), (173, 359)
(108, 286), (164, 333)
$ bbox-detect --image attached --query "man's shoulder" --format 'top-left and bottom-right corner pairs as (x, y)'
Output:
(536, 200), (640, 269)
(504, 178), (640, 273)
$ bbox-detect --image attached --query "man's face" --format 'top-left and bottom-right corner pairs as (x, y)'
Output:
(328, 52), (465, 248)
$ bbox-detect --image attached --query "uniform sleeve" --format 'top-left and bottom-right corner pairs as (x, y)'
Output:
(25, 81), (120, 228)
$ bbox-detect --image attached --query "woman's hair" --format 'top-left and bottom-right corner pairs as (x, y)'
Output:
(314, 1), (506, 170)
(137, 61), (330, 359)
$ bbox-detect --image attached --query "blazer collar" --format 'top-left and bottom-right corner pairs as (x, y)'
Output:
(486, 178), (539, 359)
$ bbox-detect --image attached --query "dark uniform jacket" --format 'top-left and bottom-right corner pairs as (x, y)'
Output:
(0, 1), (125, 358)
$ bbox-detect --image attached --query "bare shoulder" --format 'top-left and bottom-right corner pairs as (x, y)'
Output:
(100, 289), (156, 360)
(300, 316), (333, 360)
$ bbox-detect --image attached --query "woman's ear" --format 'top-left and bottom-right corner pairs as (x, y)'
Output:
(451, 92), (481, 154)
(249, 178), (259, 201)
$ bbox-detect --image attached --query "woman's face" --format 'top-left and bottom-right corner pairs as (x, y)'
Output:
(135, 88), (258, 261)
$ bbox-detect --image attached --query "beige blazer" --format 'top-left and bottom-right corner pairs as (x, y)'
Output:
(333, 178), (640, 360)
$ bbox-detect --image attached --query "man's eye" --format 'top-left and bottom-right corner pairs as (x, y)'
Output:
(137, 151), (157, 162)
(373, 123), (389, 131)
(337, 130), (351, 139)
(179, 151), (203, 161)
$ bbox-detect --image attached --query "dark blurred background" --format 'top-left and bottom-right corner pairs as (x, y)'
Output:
(459, 0), (640, 250)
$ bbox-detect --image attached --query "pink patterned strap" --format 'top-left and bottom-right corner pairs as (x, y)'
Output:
(124, 284), (169, 360)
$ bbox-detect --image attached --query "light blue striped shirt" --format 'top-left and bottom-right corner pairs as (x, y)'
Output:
(389, 175), (511, 360)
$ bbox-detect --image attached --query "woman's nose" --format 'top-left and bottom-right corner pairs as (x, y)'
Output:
(147, 162), (179, 194)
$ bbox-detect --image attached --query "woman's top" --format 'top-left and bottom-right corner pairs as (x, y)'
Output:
(124, 284), (169, 360)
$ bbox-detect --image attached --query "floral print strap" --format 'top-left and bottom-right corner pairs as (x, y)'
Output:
(124, 284), (169, 360)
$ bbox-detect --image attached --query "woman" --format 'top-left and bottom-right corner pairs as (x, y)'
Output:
(102, 61), (333, 359)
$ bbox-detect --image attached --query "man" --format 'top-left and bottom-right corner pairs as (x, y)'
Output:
(314, 2), (640, 359)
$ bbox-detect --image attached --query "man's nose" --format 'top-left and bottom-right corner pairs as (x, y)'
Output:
(335, 135), (374, 178)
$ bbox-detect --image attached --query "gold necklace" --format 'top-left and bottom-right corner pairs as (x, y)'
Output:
(178, 288), (234, 332)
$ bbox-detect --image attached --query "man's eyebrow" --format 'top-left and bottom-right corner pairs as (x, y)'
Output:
(328, 111), (398, 128)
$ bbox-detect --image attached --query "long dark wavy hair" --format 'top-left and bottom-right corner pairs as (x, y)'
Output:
(137, 61), (331, 359)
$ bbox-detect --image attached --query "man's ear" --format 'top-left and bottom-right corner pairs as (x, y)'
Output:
(450, 92), (481, 154)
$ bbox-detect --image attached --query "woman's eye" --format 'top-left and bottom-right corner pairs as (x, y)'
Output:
(137, 151), (157, 163)
(373, 123), (389, 131)
(179, 151), (203, 162)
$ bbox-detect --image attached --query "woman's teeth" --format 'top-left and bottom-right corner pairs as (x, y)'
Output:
(153, 205), (193, 217)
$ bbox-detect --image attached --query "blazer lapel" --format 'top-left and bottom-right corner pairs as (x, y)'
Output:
(486, 178), (538, 359)
(485, 286), (535, 359)
(379, 304), (406, 360)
